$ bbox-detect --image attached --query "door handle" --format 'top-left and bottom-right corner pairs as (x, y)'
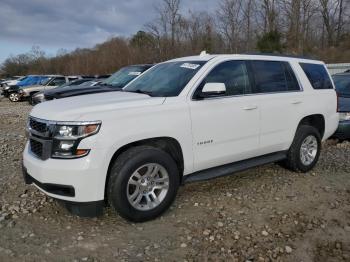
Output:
(291, 100), (302, 105)
(243, 105), (258, 111)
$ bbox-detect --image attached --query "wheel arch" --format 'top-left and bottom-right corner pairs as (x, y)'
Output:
(104, 137), (185, 198)
(297, 114), (325, 139)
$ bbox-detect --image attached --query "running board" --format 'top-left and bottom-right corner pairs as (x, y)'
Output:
(183, 151), (287, 184)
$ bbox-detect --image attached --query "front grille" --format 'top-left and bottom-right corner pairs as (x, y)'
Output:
(30, 139), (43, 158)
(29, 118), (47, 133)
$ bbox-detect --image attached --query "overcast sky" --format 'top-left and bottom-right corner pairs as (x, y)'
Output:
(0, 0), (216, 63)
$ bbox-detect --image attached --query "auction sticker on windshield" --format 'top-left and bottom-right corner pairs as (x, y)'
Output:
(180, 63), (200, 70)
(128, 72), (141, 76)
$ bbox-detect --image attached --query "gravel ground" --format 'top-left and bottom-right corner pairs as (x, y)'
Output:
(0, 98), (350, 262)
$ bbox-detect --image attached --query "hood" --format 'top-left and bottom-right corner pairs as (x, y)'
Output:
(44, 85), (116, 99)
(3, 80), (18, 85)
(30, 91), (165, 121)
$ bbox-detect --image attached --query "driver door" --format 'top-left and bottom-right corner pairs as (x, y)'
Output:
(189, 60), (260, 172)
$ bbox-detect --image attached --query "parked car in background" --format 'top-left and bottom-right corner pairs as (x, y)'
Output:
(31, 78), (95, 105)
(35, 64), (153, 104)
(332, 72), (350, 140)
(96, 74), (111, 79)
(1, 76), (28, 96)
(4, 75), (50, 101)
(17, 75), (81, 103)
(0, 76), (25, 88)
(23, 54), (338, 221)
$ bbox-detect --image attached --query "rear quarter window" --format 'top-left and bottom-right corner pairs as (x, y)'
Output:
(300, 63), (333, 89)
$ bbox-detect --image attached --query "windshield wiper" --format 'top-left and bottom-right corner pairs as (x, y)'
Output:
(123, 89), (154, 96)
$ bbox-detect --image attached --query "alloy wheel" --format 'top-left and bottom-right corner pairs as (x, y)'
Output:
(300, 135), (318, 166)
(9, 93), (19, 102)
(126, 163), (169, 211)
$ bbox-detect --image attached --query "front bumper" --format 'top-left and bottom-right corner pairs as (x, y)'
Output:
(1, 89), (10, 97)
(22, 142), (109, 203)
(332, 120), (350, 140)
(22, 166), (104, 217)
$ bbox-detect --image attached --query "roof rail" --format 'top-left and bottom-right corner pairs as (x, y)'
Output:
(242, 52), (317, 60)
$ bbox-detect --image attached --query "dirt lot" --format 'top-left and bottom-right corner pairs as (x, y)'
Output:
(0, 98), (350, 262)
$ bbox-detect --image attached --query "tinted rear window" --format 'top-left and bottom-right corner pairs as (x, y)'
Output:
(250, 61), (300, 93)
(333, 75), (350, 96)
(300, 63), (333, 89)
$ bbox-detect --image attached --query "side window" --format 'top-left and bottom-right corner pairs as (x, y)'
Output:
(251, 61), (300, 93)
(300, 63), (333, 89)
(283, 62), (300, 91)
(49, 77), (66, 86)
(197, 60), (251, 97)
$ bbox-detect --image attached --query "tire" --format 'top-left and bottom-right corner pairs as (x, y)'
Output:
(283, 125), (321, 173)
(28, 95), (36, 105)
(9, 92), (20, 102)
(107, 146), (180, 222)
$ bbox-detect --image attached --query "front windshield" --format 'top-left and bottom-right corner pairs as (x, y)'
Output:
(18, 77), (33, 85)
(18, 76), (36, 85)
(333, 75), (350, 96)
(124, 61), (206, 97)
(102, 66), (147, 88)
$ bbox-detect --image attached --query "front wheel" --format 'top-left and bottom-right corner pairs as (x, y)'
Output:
(107, 146), (180, 222)
(283, 125), (321, 172)
(9, 93), (20, 102)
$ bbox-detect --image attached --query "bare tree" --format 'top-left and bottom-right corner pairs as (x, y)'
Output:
(217, 0), (245, 52)
(260, 0), (279, 32)
(2, 0), (350, 78)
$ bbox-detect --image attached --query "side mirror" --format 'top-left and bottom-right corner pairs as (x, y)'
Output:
(199, 82), (226, 98)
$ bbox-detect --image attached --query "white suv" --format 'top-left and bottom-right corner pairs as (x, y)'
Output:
(23, 53), (339, 222)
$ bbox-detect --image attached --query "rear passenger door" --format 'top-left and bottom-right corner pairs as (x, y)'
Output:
(249, 60), (303, 154)
(189, 60), (260, 171)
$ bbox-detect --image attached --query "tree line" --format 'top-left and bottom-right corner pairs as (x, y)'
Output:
(1, 0), (350, 77)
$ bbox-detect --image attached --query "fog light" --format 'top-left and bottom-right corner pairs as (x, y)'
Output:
(59, 140), (75, 150)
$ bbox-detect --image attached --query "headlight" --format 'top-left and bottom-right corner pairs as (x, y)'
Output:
(51, 121), (101, 159)
(339, 113), (350, 121)
(18, 89), (24, 94)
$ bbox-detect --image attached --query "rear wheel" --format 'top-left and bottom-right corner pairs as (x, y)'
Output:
(9, 93), (20, 102)
(107, 146), (180, 222)
(283, 125), (321, 172)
